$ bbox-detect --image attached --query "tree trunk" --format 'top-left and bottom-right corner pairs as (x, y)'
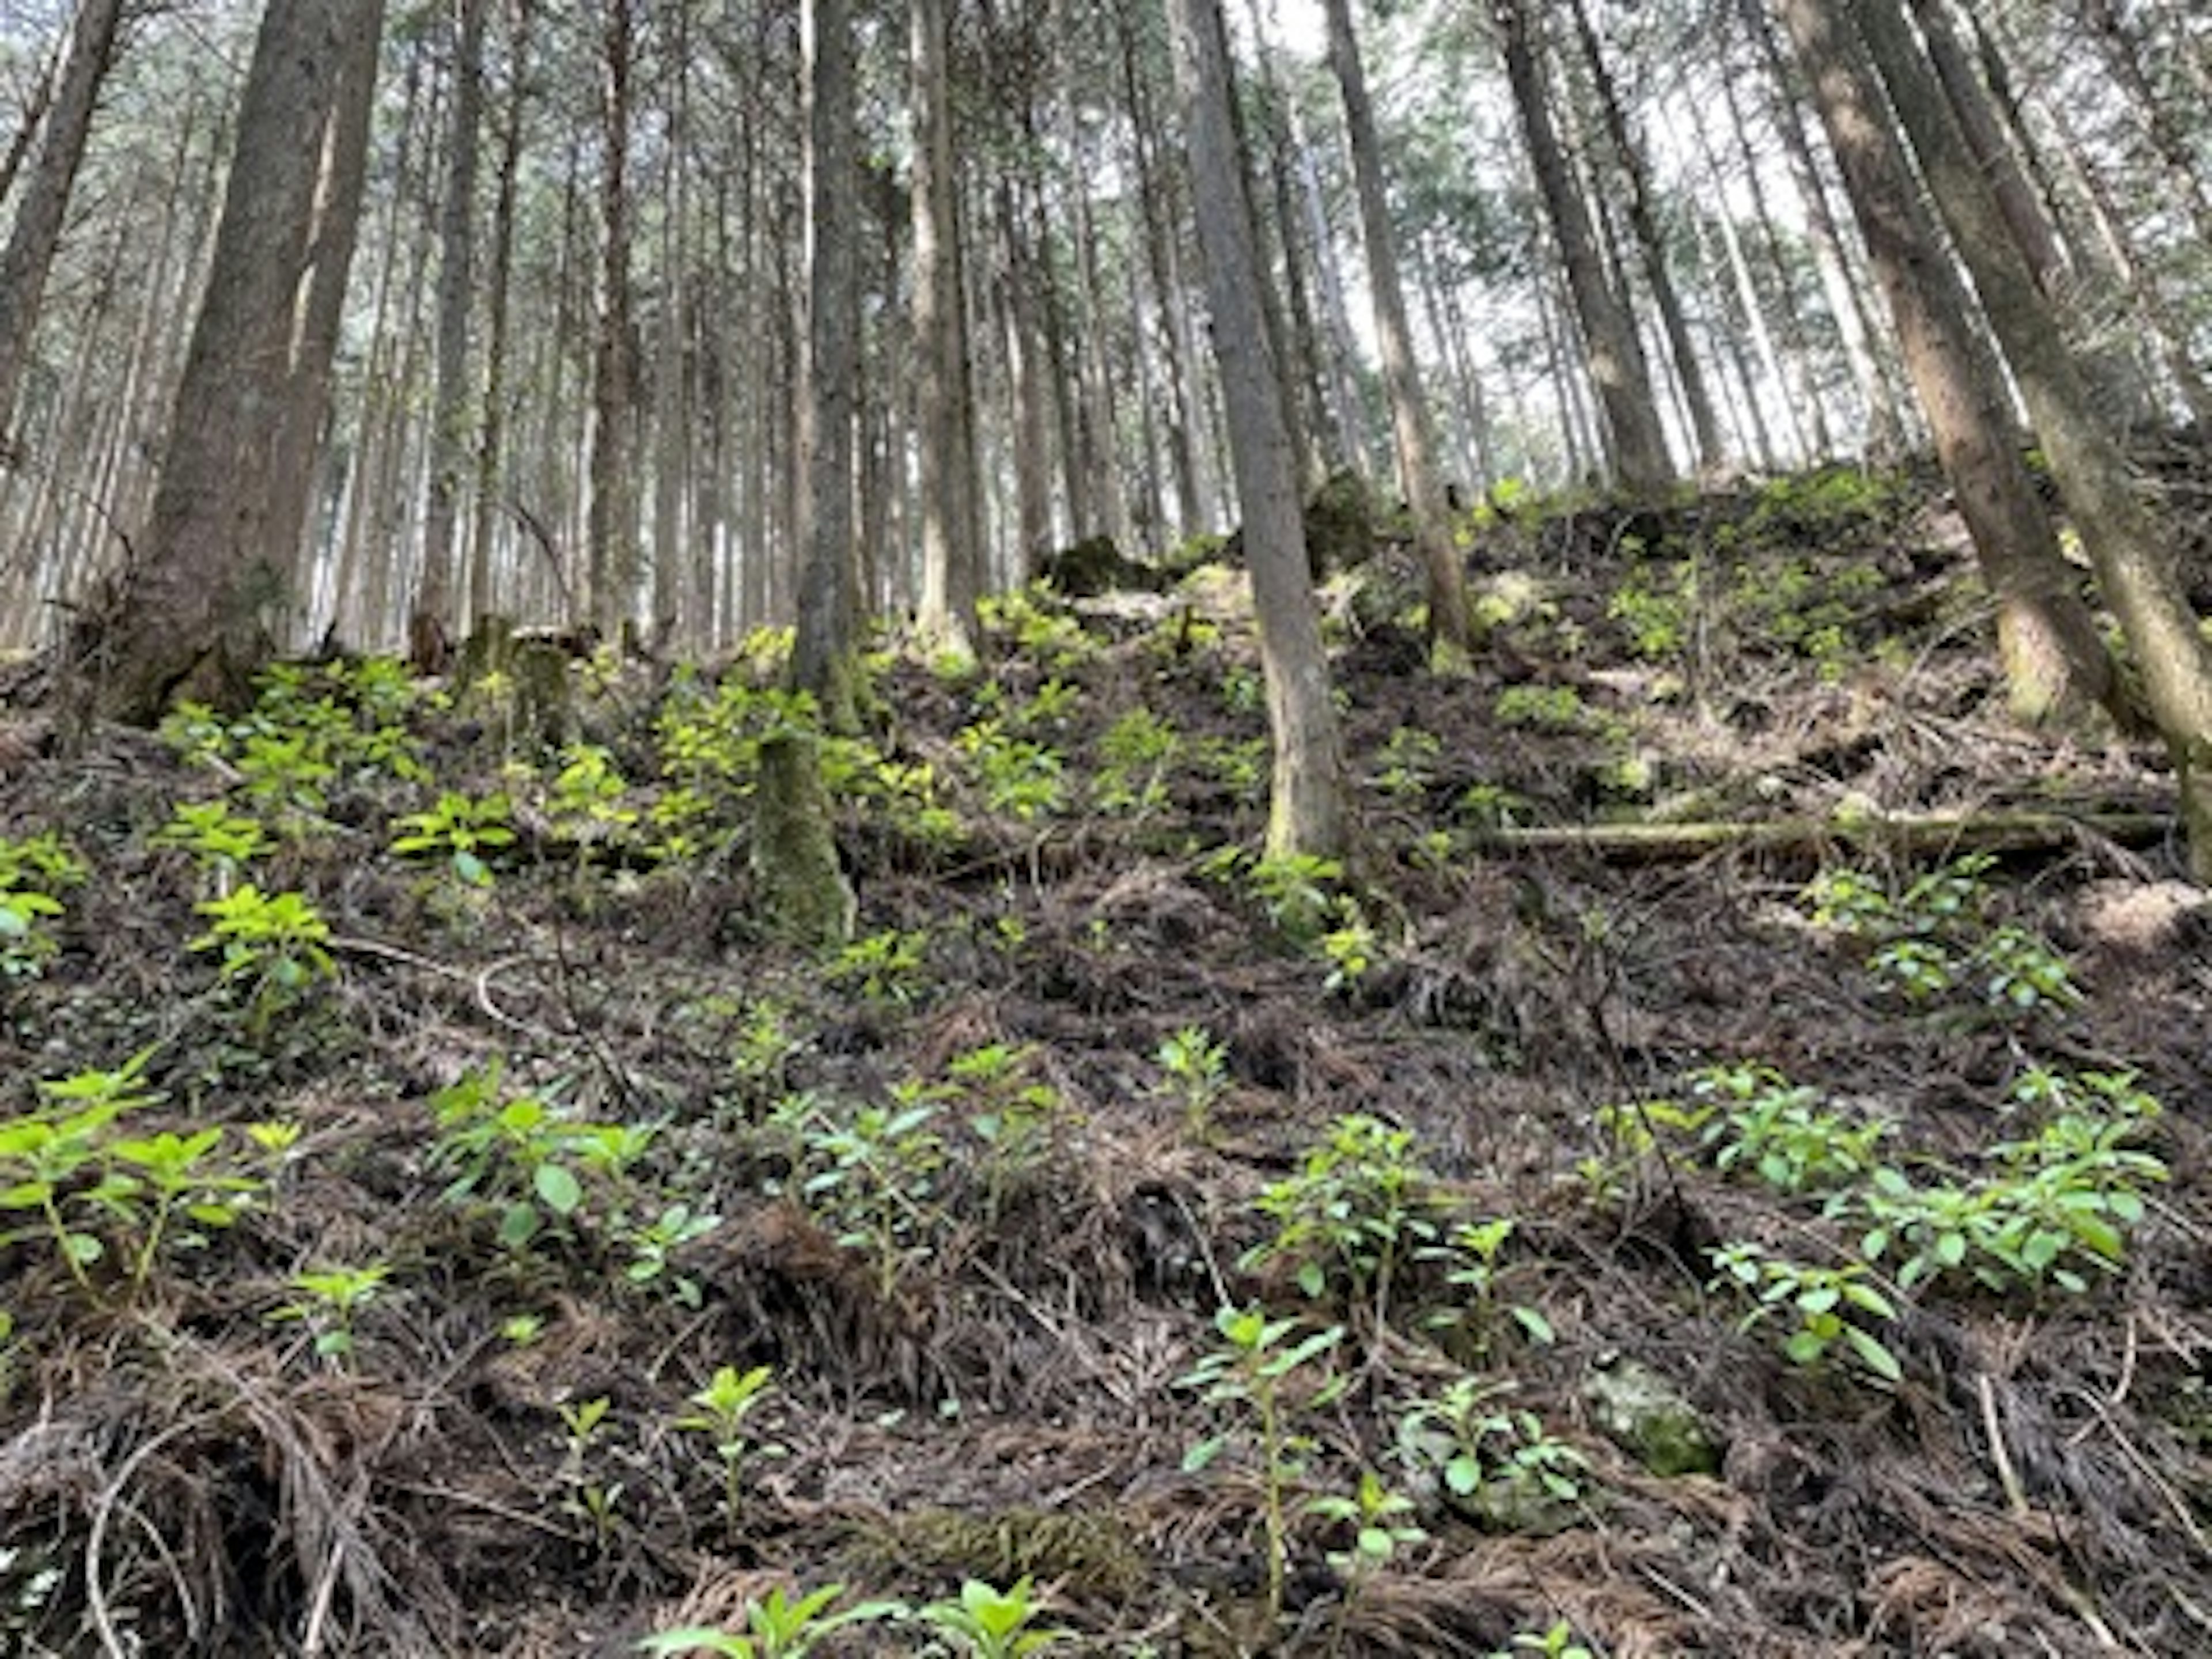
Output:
(0, 0), (125, 457)
(94, 0), (385, 721)
(791, 0), (860, 733)
(415, 0), (488, 671)
(1175, 0), (1343, 860)
(1321, 0), (1470, 665)
(1855, 0), (2212, 876)
(1565, 0), (1722, 471)
(1494, 0), (1671, 492)
(468, 0), (533, 629)
(912, 0), (981, 656)
(588, 0), (637, 638)
(1775, 0), (2115, 730)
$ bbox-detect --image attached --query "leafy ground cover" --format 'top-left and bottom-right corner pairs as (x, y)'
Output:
(1, 461), (2209, 1657)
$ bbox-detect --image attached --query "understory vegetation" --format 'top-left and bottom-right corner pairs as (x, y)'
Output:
(1, 463), (2209, 1656)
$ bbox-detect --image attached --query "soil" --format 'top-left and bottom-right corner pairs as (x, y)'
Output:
(3, 463), (2210, 1657)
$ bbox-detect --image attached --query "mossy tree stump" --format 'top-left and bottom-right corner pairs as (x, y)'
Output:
(753, 730), (855, 949)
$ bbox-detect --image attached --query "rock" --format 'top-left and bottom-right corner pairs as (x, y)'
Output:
(1581, 1353), (1722, 1478)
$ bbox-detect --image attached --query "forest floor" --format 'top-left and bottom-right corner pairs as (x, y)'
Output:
(2, 457), (2211, 1658)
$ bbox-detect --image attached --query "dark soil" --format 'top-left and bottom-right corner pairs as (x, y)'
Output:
(3, 464), (2210, 1657)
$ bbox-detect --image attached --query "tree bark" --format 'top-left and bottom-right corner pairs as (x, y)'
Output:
(913, 0), (981, 656)
(1494, 0), (1671, 492)
(1321, 0), (1469, 664)
(588, 0), (638, 638)
(1775, 0), (2115, 731)
(94, 0), (385, 721)
(1175, 0), (1344, 860)
(1855, 0), (2212, 877)
(0, 0), (125, 459)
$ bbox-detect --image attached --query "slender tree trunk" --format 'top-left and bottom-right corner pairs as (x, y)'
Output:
(468, 0), (532, 628)
(913, 0), (980, 653)
(995, 177), (1054, 576)
(1855, 0), (2212, 874)
(1566, 0), (1722, 469)
(1775, 0), (2115, 730)
(1321, 0), (1469, 662)
(415, 0), (487, 669)
(791, 0), (859, 732)
(0, 0), (124, 457)
(1494, 0), (1671, 491)
(94, 0), (386, 721)
(0, 32), (61, 211)
(588, 0), (637, 638)
(1175, 0), (1343, 859)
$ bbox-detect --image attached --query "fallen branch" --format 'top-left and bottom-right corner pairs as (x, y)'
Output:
(1464, 810), (2168, 862)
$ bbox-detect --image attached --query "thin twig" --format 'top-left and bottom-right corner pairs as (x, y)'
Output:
(1978, 1373), (2030, 1520)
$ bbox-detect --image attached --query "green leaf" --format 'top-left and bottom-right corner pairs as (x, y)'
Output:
(534, 1162), (584, 1215)
(1844, 1325), (1903, 1384)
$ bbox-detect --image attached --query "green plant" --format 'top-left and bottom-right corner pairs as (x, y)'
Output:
(1453, 782), (1531, 832)
(955, 718), (1066, 821)
(546, 743), (641, 855)
(189, 884), (335, 1034)
(1690, 1065), (1887, 1195)
(391, 791), (516, 888)
(824, 929), (930, 1005)
(1094, 707), (1181, 816)
(777, 1091), (946, 1298)
(556, 1395), (623, 1544)
(1395, 1378), (1591, 1525)
(947, 1044), (1062, 1215)
(1492, 684), (1590, 733)
(1308, 1466), (1427, 1585)
(619, 1202), (720, 1306)
(639, 1585), (904, 1658)
(1374, 726), (1441, 798)
(0, 1050), (267, 1301)
(0, 832), (85, 979)
(1156, 1025), (1230, 1137)
(1607, 561), (1695, 661)
(1179, 1305), (1347, 1622)
(267, 1261), (390, 1363)
(1709, 1242), (1902, 1384)
(153, 801), (270, 895)
(1245, 1114), (1443, 1329)
(428, 1063), (655, 1252)
(1802, 855), (2077, 1019)
(915, 1576), (1070, 1657)
(673, 1363), (778, 1543)
(1424, 1219), (1554, 1354)
(1490, 1620), (1596, 1659)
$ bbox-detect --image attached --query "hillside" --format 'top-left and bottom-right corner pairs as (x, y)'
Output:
(2, 464), (2209, 1657)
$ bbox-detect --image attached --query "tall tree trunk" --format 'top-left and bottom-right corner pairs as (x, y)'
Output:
(1855, 0), (2212, 874)
(94, 0), (385, 721)
(468, 0), (532, 628)
(1321, 0), (1469, 663)
(1175, 0), (1343, 860)
(1494, 0), (1671, 491)
(0, 0), (124, 457)
(1565, 0), (1722, 469)
(791, 0), (860, 733)
(1775, 0), (2115, 730)
(415, 0), (487, 670)
(913, 0), (980, 654)
(588, 0), (637, 638)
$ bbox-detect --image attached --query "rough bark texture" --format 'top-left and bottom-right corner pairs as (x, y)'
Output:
(0, 0), (125, 454)
(754, 732), (855, 948)
(1322, 0), (1470, 664)
(1494, 0), (1672, 493)
(415, 0), (488, 671)
(1175, 0), (1344, 860)
(1776, 0), (2115, 731)
(912, 0), (980, 658)
(790, 0), (859, 733)
(587, 0), (637, 637)
(1856, 0), (2212, 876)
(94, 0), (386, 722)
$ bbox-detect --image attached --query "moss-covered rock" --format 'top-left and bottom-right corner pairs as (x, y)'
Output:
(1581, 1354), (1723, 1478)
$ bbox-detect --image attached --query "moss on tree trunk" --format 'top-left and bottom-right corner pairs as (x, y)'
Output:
(753, 730), (854, 949)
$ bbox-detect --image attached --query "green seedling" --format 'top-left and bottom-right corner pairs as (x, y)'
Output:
(1309, 1467), (1427, 1653)
(1155, 1025), (1229, 1136)
(1179, 1305), (1346, 1622)
(1396, 1378), (1590, 1526)
(268, 1261), (391, 1363)
(639, 1584), (904, 1658)
(622, 1203), (719, 1306)
(1424, 1218), (1555, 1354)
(153, 801), (271, 895)
(1710, 1242), (1902, 1384)
(915, 1575), (1070, 1657)
(1491, 1620), (1596, 1659)
(391, 791), (516, 888)
(1245, 1113), (1442, 1332)
(0, 831), (85, 979)
(675, 1363), (778, 1543)
(190, 884), (335, 1033)
(558, 1395), (622, 1545)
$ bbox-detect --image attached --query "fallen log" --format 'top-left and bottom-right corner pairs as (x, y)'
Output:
(1463, 810), (2169, 862)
